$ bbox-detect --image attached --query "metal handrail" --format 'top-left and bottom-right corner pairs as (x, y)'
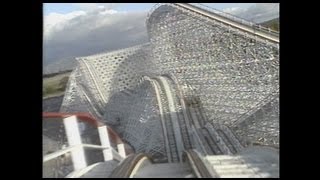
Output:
(147, 3), (279, 36)
(191, 3), (279, 35)
(43, 112), (103, 127)
(146, 3), (279, 43)
(43, 113), (127, 177)
(43, 144), (81, 162)
(43, 112), (124, 144)
(43, 144), (113, 163)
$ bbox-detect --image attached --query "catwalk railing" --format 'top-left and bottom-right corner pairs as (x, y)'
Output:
(147, 3), (279, 43)
(190, 3), (279, 36)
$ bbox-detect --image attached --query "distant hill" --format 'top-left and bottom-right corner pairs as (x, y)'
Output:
(43, 57), (76, 75)
(43, 69), (72, 78)
(259, 17), (279, 31)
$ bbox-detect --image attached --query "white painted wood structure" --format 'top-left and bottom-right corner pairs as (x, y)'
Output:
(43, 115), (126, 178)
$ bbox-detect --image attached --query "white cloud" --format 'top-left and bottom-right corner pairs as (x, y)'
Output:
(98, 5), (105, 9)
(223, 7), (246, 14)
(72, 3), (119, 11)
(44, 11), (86, 40)
(74, 3), (98, 11)
(43, 7), (149, 69)
(99, 9), (118, 15)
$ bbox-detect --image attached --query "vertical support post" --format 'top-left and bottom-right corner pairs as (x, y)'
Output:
(98, 126), (113, 161)
(117, 143), (126, 158)
(63, 115), (87, 170)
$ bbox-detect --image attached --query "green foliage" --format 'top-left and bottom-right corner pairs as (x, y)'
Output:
(43, 75), (70, 97)
(43, 85), (56, 96)
(270, 22), (279, 31)
(58, 76), (69, 91)
(260, 18), (279, 31)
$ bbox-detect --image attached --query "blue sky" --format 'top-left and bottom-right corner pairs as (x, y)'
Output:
(44, 4), (78, 15)
(44, 3), (255, 16)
